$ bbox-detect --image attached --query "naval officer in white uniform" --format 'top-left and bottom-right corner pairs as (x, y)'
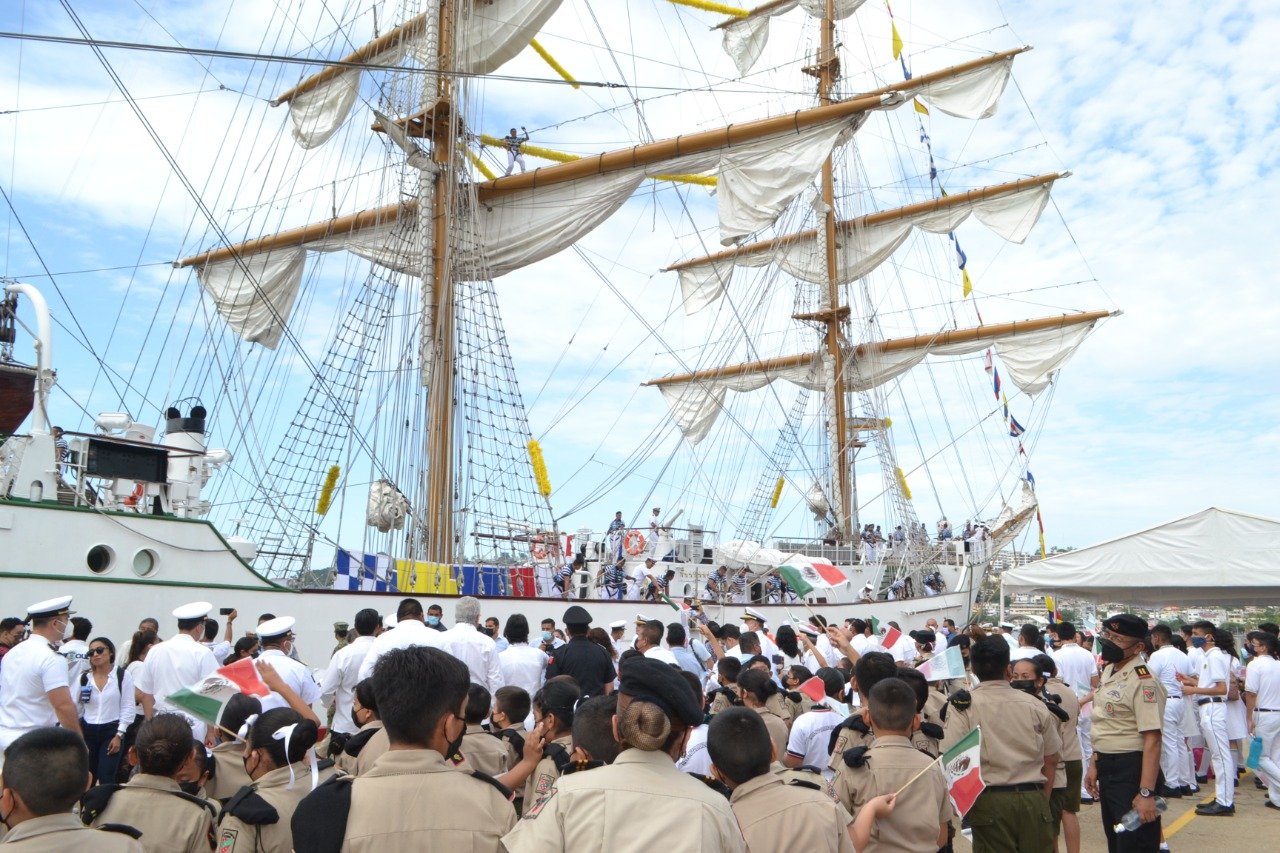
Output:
(0, 596), (82, 771)
(133, 601), (219, 741)
(255, 616), (322, 712)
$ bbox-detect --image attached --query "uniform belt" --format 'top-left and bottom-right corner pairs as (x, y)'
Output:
(1258, 708), (1280, 713)
(984, 783), (1043, 793)
(1197, 697), (1224, 705)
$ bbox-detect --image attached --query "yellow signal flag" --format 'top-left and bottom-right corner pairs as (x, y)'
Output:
(891, 22), (904, 59)
(894, 466), (912, 500)
(962, 268), (974, 297)
(315, 465), (340, 516)
(914, 98), (930, 115)
(770, 476), (785, 508)
(528, 440), (552, 498)
(1045, 595), (1056, 612)
(1039, 531), (1047, 559)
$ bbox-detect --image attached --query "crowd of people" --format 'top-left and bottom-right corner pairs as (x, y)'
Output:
(1, 592), (1278, 852)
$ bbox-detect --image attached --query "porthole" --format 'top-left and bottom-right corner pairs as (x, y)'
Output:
(87, 544), (115, 574)
(132, 549), (158, 578)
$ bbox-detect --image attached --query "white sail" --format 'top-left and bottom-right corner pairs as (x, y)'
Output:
(654, 315), (1107, 444)
(675, 174), (1060, 315)
(722, 1), (867, 77)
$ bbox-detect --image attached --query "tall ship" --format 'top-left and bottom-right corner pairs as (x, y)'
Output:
(0, 0), (1114, 645)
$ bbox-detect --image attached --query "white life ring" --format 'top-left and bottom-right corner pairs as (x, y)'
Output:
(623, 530), (646, 556)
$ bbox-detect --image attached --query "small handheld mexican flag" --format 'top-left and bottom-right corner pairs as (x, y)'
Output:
(915, 645), (965, 682)
(941, 726), (985, 817)
(797, 675), (828, 703)
(166, 657), (270, 728)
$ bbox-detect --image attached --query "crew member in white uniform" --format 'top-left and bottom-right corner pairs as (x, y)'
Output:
(0, 596), (82, 771)
(320, 608), (381, 741)
(1179, 626), (1234, 815)
(1147, 624), (1195, 793)
(742, 608), (779, 660)
(358, 598), (448, 680)
(133, 601), (220, 740)
(609, 620), (628, 658)
(629, 557), (657, 601)
(1244, 631), (1280, 809)
(255, 616), (321, 712)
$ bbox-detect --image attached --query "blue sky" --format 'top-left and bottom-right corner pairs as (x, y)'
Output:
(1, 0), (1276, 561)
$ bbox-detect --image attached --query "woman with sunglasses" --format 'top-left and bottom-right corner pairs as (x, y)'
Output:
(77, 636), (135, 784)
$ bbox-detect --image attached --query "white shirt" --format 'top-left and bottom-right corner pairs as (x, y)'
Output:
(1052, 642), (1098, 692)
(643, 646), (680, 666)
(1148, 645), (1193, 699)
(203, 640), (232, 664)
(357, 619), (448, 681)
(440, 623), (504, 694)
(499, 643), (548, 696)
(256, 648), (321, 712)
(1245, 655), (1280, 710)
(1010, 646), (1040, 662)
(1197, 647), (1230, 690)
(676, 723), (712, 776)
(319, 635), (376, 735)
(59, 638), (91, 685)
(134, 633), (218, 716)
(78, 667), (137, 733)
(785, 706), (840, 778)
(0, 636), (69, 743)
(890, 635), (917, 664)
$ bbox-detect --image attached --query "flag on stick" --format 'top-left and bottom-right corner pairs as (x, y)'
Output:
(797, 676), (827, 703)
(916, 645), (965, 682)
(166, 658), (270, 727)
(942, 726), (986, 816)
(882, 623), (902, 649)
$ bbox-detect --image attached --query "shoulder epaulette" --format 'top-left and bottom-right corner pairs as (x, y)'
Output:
(470, 770), (514, 801)
(290, 775), (353, 853)
(783, 690), (803, 704)
(918, 721), (944, 740)
(561, 758), (606, 775)
(316, 757), (336, 773)
(222, 786), (280, 826)
(1043, 700), (1070, 723)
(846, 715), (872, 735)
(687, 773), (733, 799)
(97, 823), (143, 839)
(171, 788), (219, 821)
(342, 727), (378, 757)
(842, 746), (871, 769)
(79, 783), (124, 825)
(781, 766), (826, 790)
(947, 689), (972, 712)
(543, 741), (573, 774)
(1134, 665), (1152, 680)
(493, 727), (527, 757)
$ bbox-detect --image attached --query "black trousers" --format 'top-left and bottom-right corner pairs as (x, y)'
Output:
(1096, 750), (1163, 853)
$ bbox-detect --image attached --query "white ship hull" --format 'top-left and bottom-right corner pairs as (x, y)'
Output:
(0, 500), (982, 656)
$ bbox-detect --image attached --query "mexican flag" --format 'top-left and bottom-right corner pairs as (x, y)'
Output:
(797, 675), (828, 702)
(916, 646), (965, 682)
(777, 557), (847, 598)
(941, 726), (985, 816)
(166, 657), (270, 727)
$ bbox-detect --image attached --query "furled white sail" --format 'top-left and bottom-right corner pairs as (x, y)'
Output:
(675, 175), (1059, 315)
(282, 0), (564, 149)
(655, 317), (1103, 444)
(914, 55), (1016, 120)
(722, 0), (866, 77)
(196, 251), (305, 348)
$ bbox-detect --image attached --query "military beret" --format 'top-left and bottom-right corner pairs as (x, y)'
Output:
(563, 604), (592, 626)
(1102, 613), (1148, 639)
(619, 657), (704, 727)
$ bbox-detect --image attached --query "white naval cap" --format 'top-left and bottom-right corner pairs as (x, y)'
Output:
(383, 613), (399, 629)
(634, 613), (652, 625)
(609, 620), (627, 630)
(256, 616), (296, 640)
(172, 601), (212, 620)
(742, 607), (767, 624)
(643, 556), (656, 563)
(25, 595), (74, 620)
(796, 623), (821, 638)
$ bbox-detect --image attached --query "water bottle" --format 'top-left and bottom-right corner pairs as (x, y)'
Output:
(1247, 735), (1264, 771)
(1113, 797), (1167, 832)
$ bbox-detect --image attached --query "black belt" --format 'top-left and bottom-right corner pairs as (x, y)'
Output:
(1197, 697), (1224, 706)
(984, 783), (1043, 793)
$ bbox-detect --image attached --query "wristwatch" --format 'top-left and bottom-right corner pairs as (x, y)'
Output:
(1138, 787), (1154, 798)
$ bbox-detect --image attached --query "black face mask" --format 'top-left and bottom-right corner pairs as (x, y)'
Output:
(1010, 679), (1037, 694)
(351, 709), (363, 730)
(1098, 638), (1126, 664)
(178, 780), (202, 796)
(445, 718), (466, 763)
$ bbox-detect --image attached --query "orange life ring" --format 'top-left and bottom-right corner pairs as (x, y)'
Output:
(623, 530), (646, 556)
(531, 537), (548, 560)
(123, 483), (144, 507)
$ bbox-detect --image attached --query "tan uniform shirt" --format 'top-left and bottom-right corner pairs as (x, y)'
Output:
(342, 749), (516, 852)
(354, 726), (390, 776)
(215, 762), (339, 853)
(729, 772), (854, 853)
(828, 719), (874, 771)
(501, 748), (745, 853)
(940, 681), (1061, 786)
(522, 734), (572, 806)
(1047, 677), (1082, 764)
(911, 690), (948, 757)
(831, 735), (951, 853)
(333, 720), (384, 776)
(206, 740), (252, 801)
(755, 707), (790, 761)
(709, 686), (740, 716)
(1092, 659), (1166, 754)
(89, 773), (215, 853)
(765, 691), (791, 724)
(462, 726), (513, 779)
(0, 814), (144, 851)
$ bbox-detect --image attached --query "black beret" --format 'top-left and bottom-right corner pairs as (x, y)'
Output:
(563, 605), (592, 626)
(1103, 613), (1148, 640)
(619, 657), (704, 727)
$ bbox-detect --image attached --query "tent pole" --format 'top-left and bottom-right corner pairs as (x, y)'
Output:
(999, 574), (1006, 626)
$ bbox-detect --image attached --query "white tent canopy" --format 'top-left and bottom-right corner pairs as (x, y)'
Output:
(1002, 507), (1280, 607)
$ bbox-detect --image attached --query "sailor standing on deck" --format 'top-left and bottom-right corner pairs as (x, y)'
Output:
(502, 127), (530, 175)
(255, 617), (321, 713)
(132, 601), (219, 741)
(0, 597), (82, 771)
(629, 557), (657, 601)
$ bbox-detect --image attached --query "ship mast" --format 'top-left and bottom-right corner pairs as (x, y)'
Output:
(811, 0), (855, 539)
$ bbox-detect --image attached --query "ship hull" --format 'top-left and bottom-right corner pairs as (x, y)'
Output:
(0, 499), (981, 656)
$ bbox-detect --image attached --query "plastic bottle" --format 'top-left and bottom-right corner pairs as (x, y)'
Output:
(1247, 734), (1264, 771)
(1113, 797), (1167, 832)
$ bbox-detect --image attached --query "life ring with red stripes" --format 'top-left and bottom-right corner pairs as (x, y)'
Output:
(123, 483), (144, 507)
(531, 538), (548, 560)
(623, 530), (646, 556)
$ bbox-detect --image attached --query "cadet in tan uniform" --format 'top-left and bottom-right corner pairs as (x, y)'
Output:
(522, 679), (578, 804)
(1015, 654), (1082, 853)
(894, 668), (946, 758)
(215, 708), (339, 853)
(0, 727), (143, 851)
(81, 713), (217, 851)
(1084, 614), (1166, 853)
(940, 636), (1060, 853)
(502, 657), (746, 853)
(334, 678), (381, 776)
(828, 652), (898, 771)
(738, 669), (790, 759)
(291, 647), (519, 852)
(708, 707), (855, 852)
(708, 657), (744, 716)
(832, 679), (951, 852)
(460, 684), (513, 778)
(203, 694), (260, 802)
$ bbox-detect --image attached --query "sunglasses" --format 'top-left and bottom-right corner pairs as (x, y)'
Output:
(89, 647), (109, 655)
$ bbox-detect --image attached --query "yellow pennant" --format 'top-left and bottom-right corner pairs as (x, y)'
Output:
(1038, 531), (1047, 559)
(894, 466), (912, 500)
(528, 440), (553, 498)
(1045, 595), (1056, 612)
(315, 465), (340, 516)
(962, 268), (973, 297)
(913, 98), (929, 115)
(770, 476), (785, 508)
(891, 22), (904, 59)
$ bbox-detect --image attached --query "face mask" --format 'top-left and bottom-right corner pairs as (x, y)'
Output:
(351, 709), (363, 730)
(1098, 638), (1126, 664)
(445, 717), (466, 762)
(1010, 679), (1037, 694)
(542, 631), (553, 643)
(1190, 636), (1206, 649)
(427, 616), (440, 627)
(178, 780), (201, 796)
